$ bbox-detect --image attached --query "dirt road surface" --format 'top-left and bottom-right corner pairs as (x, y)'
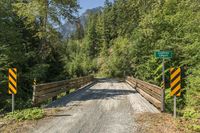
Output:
(29, 79), (159, 133)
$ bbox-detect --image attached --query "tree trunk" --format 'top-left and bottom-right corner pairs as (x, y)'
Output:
(41, 0), (48, 54)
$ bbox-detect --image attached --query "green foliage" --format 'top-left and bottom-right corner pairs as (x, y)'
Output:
(183, 65), (200, 119)
(183, 108), (199, 119)
(13, 0), (79, 39)
(189, 124), (200, 132)
(61, 40), (97, 77)
(0, 0), (78, 112)
(66, 0), (200, 118)
(98, 37), (134, 77)
(4, 108), (44, 121)
(1, 0), (200, 122)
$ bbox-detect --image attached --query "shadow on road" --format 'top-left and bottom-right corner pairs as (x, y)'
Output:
(47, 114), (72, 117)
(96, 78), (124, 83)
(47, 79), (137, 108)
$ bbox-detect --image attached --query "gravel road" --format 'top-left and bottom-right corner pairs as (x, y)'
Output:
(30, 79), (159, 133)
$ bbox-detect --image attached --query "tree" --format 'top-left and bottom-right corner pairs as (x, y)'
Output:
(13, 0), (79, 55)
(0, 0), (80, 112)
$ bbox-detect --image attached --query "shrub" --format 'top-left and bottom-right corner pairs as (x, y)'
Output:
(4, 108), (44, 121)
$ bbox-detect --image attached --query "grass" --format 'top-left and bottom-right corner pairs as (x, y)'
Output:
(4, 107), (44, 121)
(69, 88), (76, 93)
(177, 117), (200, 132)
(189, 124), (200, 132)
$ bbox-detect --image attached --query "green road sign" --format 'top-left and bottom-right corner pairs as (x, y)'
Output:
(154, 51), (172, 59)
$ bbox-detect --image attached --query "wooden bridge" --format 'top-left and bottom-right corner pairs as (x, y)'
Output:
(31, 76), (163, 133)
(33, 76), (162, 110)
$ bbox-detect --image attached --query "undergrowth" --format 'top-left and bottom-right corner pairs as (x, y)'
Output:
(4, 107), (44, 121)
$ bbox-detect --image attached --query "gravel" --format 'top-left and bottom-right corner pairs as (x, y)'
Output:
(29, 79), (159, 133)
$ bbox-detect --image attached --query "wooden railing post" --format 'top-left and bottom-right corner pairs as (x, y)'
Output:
(32, 78), (37, 105)
(32, 85), (37, 105)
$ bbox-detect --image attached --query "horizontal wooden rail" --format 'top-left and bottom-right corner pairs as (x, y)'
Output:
(126, 76), (162, 110)
(32, 76), (94, 105)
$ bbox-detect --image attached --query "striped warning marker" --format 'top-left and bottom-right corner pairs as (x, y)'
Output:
(8, 68), (17, 94)
(170, 67), (181, 96)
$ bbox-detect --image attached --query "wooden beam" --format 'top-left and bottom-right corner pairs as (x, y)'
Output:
(126, 76), (162, 110)
(32, 76), (94, 105)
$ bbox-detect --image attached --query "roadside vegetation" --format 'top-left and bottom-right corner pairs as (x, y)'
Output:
(136, 113), (200, 133)
(0, 0), (199, 132)
(4, 108), (44, 121)
(0, 108), (65, 132)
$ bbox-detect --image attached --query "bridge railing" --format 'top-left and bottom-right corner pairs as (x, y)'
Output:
(32, 76), (94, 105)
(126, 76), (162, 110)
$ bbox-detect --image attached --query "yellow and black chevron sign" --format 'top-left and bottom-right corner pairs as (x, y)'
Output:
(170, 67), (181, 96)
(8, 68), (17, 94)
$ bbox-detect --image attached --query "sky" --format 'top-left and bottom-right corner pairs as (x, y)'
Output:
(78, 0), (109, 14)
(62, 0), (112, 24)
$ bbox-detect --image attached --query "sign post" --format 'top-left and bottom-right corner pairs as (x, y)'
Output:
(161, 58), (165, 112)
(8, 68), (17, 113)
(174, 95), (176, 118)
(154, 51), (172, 112)
(12, 94), (14, 112)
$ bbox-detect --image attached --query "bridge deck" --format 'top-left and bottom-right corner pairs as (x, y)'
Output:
(30, 79), (159, 133)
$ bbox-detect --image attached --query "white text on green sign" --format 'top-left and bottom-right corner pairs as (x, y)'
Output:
(154, 51), (172, 59)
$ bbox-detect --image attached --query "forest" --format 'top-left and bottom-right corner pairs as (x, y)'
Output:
(0, 0), (199, 125)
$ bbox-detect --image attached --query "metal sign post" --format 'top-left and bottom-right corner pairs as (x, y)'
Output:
(161, 58), (165, 112)
(154, 51), (173, 112)
(174, 96), (176, 118)
(12, 94), (15, 113)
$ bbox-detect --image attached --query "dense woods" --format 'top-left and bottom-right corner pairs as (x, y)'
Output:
(0, 0), (79, 111)
(0, 0), (199, 124)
